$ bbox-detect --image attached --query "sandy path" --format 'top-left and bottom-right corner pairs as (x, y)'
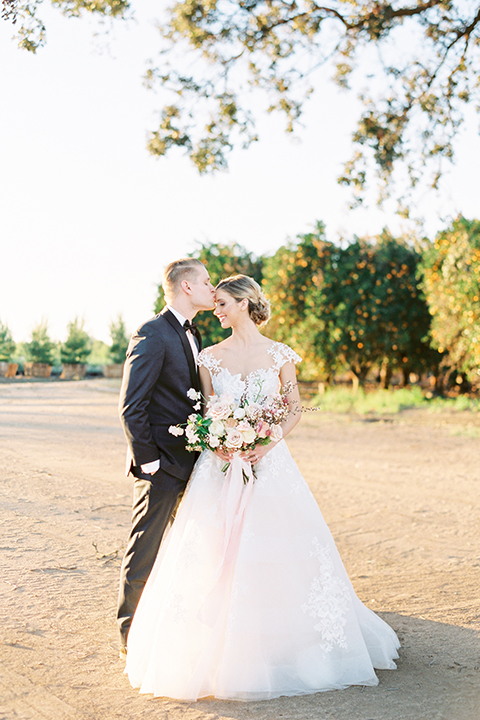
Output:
(0, 379), (479, 720)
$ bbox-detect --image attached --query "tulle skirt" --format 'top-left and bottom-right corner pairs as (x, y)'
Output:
(125, 442), (400, 701)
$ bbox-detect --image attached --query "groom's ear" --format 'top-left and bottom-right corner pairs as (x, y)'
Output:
(181, 279), (192, 295)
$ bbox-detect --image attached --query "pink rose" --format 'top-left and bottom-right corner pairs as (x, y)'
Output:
(256, 420), (271, 439)
(270, 425), (283, 442)
(225, 428), (244, 449)
(209, 401), (232, 420)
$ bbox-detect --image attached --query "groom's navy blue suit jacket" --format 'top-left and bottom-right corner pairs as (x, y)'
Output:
(119, 307), (202, 482)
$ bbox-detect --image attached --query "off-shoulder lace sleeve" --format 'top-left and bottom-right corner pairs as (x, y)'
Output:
(267, 342), (302, 370)
(197, 348), (222, 376)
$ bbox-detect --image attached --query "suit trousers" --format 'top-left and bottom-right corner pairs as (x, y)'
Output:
(117, 467), (187, 646)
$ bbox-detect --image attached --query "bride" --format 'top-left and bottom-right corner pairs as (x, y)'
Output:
(125, 274), (400, 701)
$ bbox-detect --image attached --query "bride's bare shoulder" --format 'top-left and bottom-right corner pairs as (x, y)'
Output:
(198, 342), (231, 370)
(202, 339), (231, 358)
(211, 337), (275, 355)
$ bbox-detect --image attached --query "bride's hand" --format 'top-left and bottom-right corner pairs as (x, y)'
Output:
(241, 441), (277, 465)
(214, 448), (234, 462)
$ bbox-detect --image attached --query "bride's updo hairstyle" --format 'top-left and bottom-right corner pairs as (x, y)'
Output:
(216, 275), (271, 326)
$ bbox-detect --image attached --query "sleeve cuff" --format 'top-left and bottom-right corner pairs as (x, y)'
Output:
(140, 458), (160, 474)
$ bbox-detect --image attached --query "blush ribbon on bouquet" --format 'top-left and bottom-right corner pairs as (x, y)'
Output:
(187, 455), (255, 696)
(220, 455), (255, 564)
(197, 455), (254, 623)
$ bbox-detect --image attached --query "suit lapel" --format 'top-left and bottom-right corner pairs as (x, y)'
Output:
(195, 327), (203, 352)
(162, 308), (200, 391)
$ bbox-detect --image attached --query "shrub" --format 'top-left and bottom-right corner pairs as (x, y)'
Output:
(108, 315), (129, 364)
(61, 318), (92, 364)
(26, 322), (56, 365)
(0, 320), (15, 362)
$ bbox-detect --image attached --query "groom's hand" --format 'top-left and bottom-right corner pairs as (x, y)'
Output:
(140, 459), (160, 475)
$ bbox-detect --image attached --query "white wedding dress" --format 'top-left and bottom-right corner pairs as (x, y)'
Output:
(125, 342), (400, 701)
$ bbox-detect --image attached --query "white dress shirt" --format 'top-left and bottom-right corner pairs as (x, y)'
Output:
(166, 305), (199, 362)
(140, 305), (198, 475)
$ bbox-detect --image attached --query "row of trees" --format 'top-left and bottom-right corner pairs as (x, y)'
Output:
(3, 215), (478, 390)
(155, 215), (480, 391)
(0, 316), (129, 368)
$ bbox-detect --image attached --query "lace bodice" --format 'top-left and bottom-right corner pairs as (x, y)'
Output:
(198, 342), (301, 403)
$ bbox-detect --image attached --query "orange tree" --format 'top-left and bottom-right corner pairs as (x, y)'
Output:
(306, 231), (437, 386)
(154, 241), (263, 348)
(263, 224), (436, 385)
(261, 222), (331, 380)
(420, 216), (480, 387)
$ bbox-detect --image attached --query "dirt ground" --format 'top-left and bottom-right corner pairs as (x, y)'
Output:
(0, 379), (479, 720)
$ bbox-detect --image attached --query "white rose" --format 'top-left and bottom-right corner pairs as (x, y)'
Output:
(207, 434), (220, 448)
(270, 425), (283, 442)
(240, 427), (257, 444)
(208, 402), (232, 420)
(233, 407), (246, 420)
(209, 419), (226, 437)
(225, 428), (243, 449)
(168, 425), (184, 437)
(186, 426), (199, 443)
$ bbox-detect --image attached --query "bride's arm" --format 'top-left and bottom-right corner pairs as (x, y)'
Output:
(199, 365), (214, 399)
(278, 360), (303, 437)
(242, 360), (302, 463)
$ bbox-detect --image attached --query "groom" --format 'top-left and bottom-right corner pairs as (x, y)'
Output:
(117, 258), (215, 657)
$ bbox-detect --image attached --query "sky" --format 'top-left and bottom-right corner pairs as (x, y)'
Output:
(1, 2), (479, 344)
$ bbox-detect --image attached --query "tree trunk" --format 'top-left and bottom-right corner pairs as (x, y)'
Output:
(380, 360), (393, 389)
(350, 371), (360, 393)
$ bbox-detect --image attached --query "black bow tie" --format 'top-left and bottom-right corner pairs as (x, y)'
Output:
(183, 320), (198, 332)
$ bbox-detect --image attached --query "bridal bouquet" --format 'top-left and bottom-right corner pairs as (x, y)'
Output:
(168, 385), (293, 473)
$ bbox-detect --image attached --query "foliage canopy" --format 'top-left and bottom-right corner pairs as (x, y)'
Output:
(420, 215), (480, 384)
(262, 223), (436, 383)
(144, 0), (480, 204)
(5, 0), (480, 202)
(3, 1), (128, 52)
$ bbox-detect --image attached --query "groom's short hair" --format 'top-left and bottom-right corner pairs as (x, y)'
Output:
(163, 258), (204, 299)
